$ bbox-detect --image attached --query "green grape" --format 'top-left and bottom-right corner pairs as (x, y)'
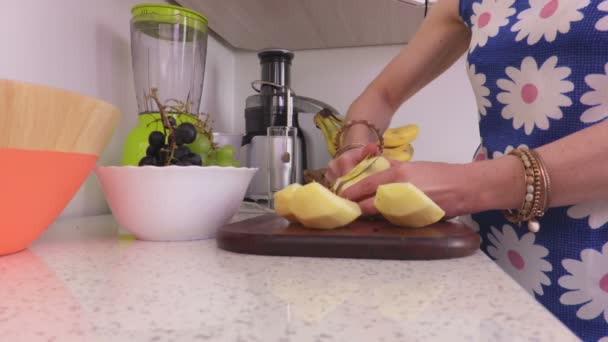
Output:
(216, 145), (235, 162)
(197, 152), (208, 166)
(230, 160), (241, 167)
(187, 135), (211, 156)
(217, 159), (233, 167)
(205, 150), (217, 166)
(215, 157), (231, 166)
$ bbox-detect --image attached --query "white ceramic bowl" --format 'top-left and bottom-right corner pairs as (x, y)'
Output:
(94, 165), (257, 241)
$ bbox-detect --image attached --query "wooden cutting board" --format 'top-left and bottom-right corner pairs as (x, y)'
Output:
(217, 214), (480, 260)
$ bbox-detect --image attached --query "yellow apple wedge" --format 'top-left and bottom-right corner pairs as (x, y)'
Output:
(374, 183), (445, 228)
(332, 156), (391, 195)
(273, 183), (302, 222)
(290, 182), (361, 229)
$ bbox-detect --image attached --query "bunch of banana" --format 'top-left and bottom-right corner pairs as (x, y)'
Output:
(313, 108), (419, 162)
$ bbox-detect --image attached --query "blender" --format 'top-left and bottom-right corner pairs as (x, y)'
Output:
(121, 3), (208, 165)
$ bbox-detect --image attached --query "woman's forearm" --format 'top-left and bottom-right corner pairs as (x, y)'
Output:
(471, 121), (608, 214)
(536, 120), (608, 207)
(342, 0), (471, 146)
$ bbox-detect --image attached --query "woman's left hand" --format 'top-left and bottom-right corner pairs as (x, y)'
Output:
(339, 160), (479, 218)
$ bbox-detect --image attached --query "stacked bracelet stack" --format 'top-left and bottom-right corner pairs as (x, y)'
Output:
(333, 120), (384, 158)
(503, 148), (552, 233)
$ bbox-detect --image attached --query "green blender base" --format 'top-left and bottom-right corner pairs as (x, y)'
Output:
(121, 112), (200, 166)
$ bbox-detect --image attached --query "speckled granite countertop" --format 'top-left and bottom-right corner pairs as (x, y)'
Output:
(0, 212), (580, 342)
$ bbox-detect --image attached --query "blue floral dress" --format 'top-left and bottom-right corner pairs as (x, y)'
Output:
(458, 0), (608, 341)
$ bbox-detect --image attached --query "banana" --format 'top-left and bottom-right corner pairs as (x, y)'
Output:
(382, 144), (413, 162)
(313, 109), (418, 161)
(384, 125), (418, 147)
(313, 109), (344, 157)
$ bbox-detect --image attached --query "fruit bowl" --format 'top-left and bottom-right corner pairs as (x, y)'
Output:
(0, 79), (120, 256)
(94, 165), (257, 241)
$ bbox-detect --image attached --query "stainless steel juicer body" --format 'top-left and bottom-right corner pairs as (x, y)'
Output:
(242, 49), (340, 201)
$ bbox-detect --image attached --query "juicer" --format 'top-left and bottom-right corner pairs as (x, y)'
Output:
(242, 49), (341, 201)
(121, 4), (208, 166)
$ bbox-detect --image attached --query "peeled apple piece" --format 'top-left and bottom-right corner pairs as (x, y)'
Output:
(374, 183), (445, 228)
(273, 183), (302, 222)
(332, 156), (391, 195)
(290, 182), (361, 229)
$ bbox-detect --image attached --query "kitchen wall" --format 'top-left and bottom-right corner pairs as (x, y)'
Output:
(233, 45), (481, 170)
(1, 0), (480, 218)
(0, 0), (236, 218)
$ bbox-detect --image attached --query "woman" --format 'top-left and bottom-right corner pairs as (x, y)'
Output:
(324, 0), (608, 340)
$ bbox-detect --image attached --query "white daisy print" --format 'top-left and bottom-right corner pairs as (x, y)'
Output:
(567, 200), (608, 229)
(492, 144), (530, 159)
(559, 242), (608, 322)
(467, 63), (492, 116)
(459, 215), (480, 232)
(511, 0), (590, 45)
(596, 1), (608, 31)
(469, 0), (516, 52)
(497, 56), (573, 135)
(580, 63), (608, 123)
(487, 224), (552, 296)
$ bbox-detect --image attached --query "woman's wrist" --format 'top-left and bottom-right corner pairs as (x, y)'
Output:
(341, 123), (378, 146)
(465, 155), (527, 214)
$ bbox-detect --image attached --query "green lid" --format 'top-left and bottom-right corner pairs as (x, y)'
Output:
(131, 3), (208, 35)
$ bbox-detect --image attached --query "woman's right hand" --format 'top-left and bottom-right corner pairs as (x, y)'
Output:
(324, 143), (380, 185)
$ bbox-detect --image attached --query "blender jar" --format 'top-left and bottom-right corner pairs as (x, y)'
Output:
(121, 3), (208, 166)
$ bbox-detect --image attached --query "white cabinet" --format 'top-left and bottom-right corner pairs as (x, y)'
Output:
(175, 0), (429, 51)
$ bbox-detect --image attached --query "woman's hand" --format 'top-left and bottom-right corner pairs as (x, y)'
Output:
(335, 119), (608, 220)
(337, 160), (484, 218)
(340, 155), (527, 218)
(324, 143), (381, 185)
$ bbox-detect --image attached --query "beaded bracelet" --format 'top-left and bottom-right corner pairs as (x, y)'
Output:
(333, 120), (384, 157)
(334, 143), (366, 158)
(503, 148), (551, 233)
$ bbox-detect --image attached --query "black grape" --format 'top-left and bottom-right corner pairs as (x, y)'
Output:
(139, 156), (157, 166)
(146, 146), (159, 157)
(148, 131), (165, 149)
(174, 146), (190, 160)
(187, 153), (202, 166)
(175, 123), (197, 145)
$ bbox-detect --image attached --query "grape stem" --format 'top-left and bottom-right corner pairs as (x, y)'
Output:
(146, 88), (220, 166)
(149, 87), (176, 166)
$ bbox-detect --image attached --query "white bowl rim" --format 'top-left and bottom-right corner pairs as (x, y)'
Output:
(94, 165), (258, 172)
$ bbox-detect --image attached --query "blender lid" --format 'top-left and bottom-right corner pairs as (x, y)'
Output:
(131, 3), (208, 34)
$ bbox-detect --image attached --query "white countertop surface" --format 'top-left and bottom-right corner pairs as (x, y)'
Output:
(0, 211), (580, 342)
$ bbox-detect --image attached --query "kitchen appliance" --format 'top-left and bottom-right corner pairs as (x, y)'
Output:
(242, 48), (341, 201)
(121, 4), (208, 165)
(217, 214), (480, 260)
(267, 126), (298, 209)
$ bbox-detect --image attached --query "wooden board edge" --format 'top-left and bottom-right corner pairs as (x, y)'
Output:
(217, 226), (481, 261)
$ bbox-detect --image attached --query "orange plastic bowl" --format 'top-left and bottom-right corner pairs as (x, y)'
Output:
(0, 79), (120, 256)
